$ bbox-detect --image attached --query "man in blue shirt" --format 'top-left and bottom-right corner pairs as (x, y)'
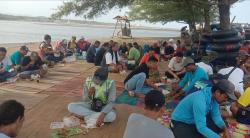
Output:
(10, 45), (29, 66)
(171, 80), (237, 138)
(175, 57), (208, 98)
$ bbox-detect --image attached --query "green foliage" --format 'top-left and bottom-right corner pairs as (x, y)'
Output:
(52, 0), (134, 19)
(51, 0), (218, 27)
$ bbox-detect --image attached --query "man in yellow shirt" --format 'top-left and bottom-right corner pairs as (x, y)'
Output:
(231, 76), (250, 124)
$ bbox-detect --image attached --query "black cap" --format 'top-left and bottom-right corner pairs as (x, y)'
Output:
(145, 90), (165, 109)
(94, 67), (108, 81)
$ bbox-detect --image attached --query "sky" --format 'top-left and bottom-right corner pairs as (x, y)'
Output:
(0, 0), (249, 29)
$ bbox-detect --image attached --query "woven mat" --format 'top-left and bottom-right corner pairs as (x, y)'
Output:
(0, 92), (48, 110)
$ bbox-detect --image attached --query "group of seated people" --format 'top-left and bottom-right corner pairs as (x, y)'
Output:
(2, 35), (250, 138)
(0, 34), (92, 82)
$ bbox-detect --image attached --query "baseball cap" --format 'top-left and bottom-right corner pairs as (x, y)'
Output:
(145, 90), (165, 109)
(216, 79), (236, 100)
(20, 45), (29, 52)
(94, 67), (108, 81)
(182, 57), (195, 67)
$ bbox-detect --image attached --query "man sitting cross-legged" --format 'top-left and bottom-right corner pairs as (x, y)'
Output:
(68, 67), (116, 127)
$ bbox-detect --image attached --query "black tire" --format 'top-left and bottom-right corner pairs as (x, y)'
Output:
(217, 52), (239, 59)
(211, 43), (241, 53)
(211, 30), (238, 39)
(213, 36), (243, 44)
(245, 33), (250, 40)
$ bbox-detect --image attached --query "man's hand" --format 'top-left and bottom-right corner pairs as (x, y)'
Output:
(96, 112), (105, 127)
(88, 87), (96, 96)
(222, 128), (231, 138)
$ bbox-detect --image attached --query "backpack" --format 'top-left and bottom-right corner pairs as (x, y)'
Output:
(210, 67), (237, 80)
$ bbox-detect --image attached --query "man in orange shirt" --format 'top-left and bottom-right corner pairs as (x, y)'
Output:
(140, 47), (160, 65)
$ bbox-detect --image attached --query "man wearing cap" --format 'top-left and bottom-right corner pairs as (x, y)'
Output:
(177, 57), (208, 96)
(68, 67), (116, 127)
(11, 45), (29, 67)
(123, 90), (175, 138)
(171, 80), (236, 138)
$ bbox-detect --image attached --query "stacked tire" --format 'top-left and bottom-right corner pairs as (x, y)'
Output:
(191, 34), (212, 56)
(210, 30), (243, 59)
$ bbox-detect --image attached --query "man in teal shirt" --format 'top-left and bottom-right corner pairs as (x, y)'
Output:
(11, 46), (29, 66)
(171, 80), (236, 138)
(178, 57), (208, 94)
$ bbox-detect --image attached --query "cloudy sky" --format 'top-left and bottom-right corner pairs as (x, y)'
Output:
(0, 0), (249, 28)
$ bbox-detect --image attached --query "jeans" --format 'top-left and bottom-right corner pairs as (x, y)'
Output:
(125, 73), (153, 94)
(19, 70), (40, 75)
(68, 102), (116, 123)
(0, 71), (17, 82)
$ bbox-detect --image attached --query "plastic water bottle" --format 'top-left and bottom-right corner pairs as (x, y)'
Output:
(82, 51), (87, 60)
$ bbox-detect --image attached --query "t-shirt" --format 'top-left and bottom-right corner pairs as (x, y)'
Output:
(140, 53), (160, 65)
(105, 52), (120, 65)
(0, 56), (12, 71)
(168, 57), (185, 72)
(119, 46), (128, 54)
(196, 62), (213, 75)
(164, 46), (174, 55)
(21, 56), (44, 71)
(123, 113), (175, 138)
(0, 133), (10, 138)
(218, 67), (244, 94)
(124, 63), (149, 84)
(11, 51), (23, 66)
(94, 47), (106, 66)
(128, 47), (141, 63)
(238, 87), (250, 107)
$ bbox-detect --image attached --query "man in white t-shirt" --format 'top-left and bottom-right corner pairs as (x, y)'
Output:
(196, 62), (213, 75)
(218, 66), (244, 95)
(101, 42), (124, 73)
(167, 52), (186, 79)
(0, 47), (16, 82)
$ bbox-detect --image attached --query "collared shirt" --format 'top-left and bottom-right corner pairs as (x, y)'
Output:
(179, 66), (208, 94)
(172, 87), (226, 138)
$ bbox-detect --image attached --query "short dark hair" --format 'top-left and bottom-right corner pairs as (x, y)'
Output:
(102, 42), (109, 48)
(176, 52), (183, 57)
(94, 41), (101, 45)
(44, 34), (51, 40)
(145, 90), (165, 111)
(0, 100), (25, 126)
(148, 56), (158, 62)
(0, 47), (7, 53)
